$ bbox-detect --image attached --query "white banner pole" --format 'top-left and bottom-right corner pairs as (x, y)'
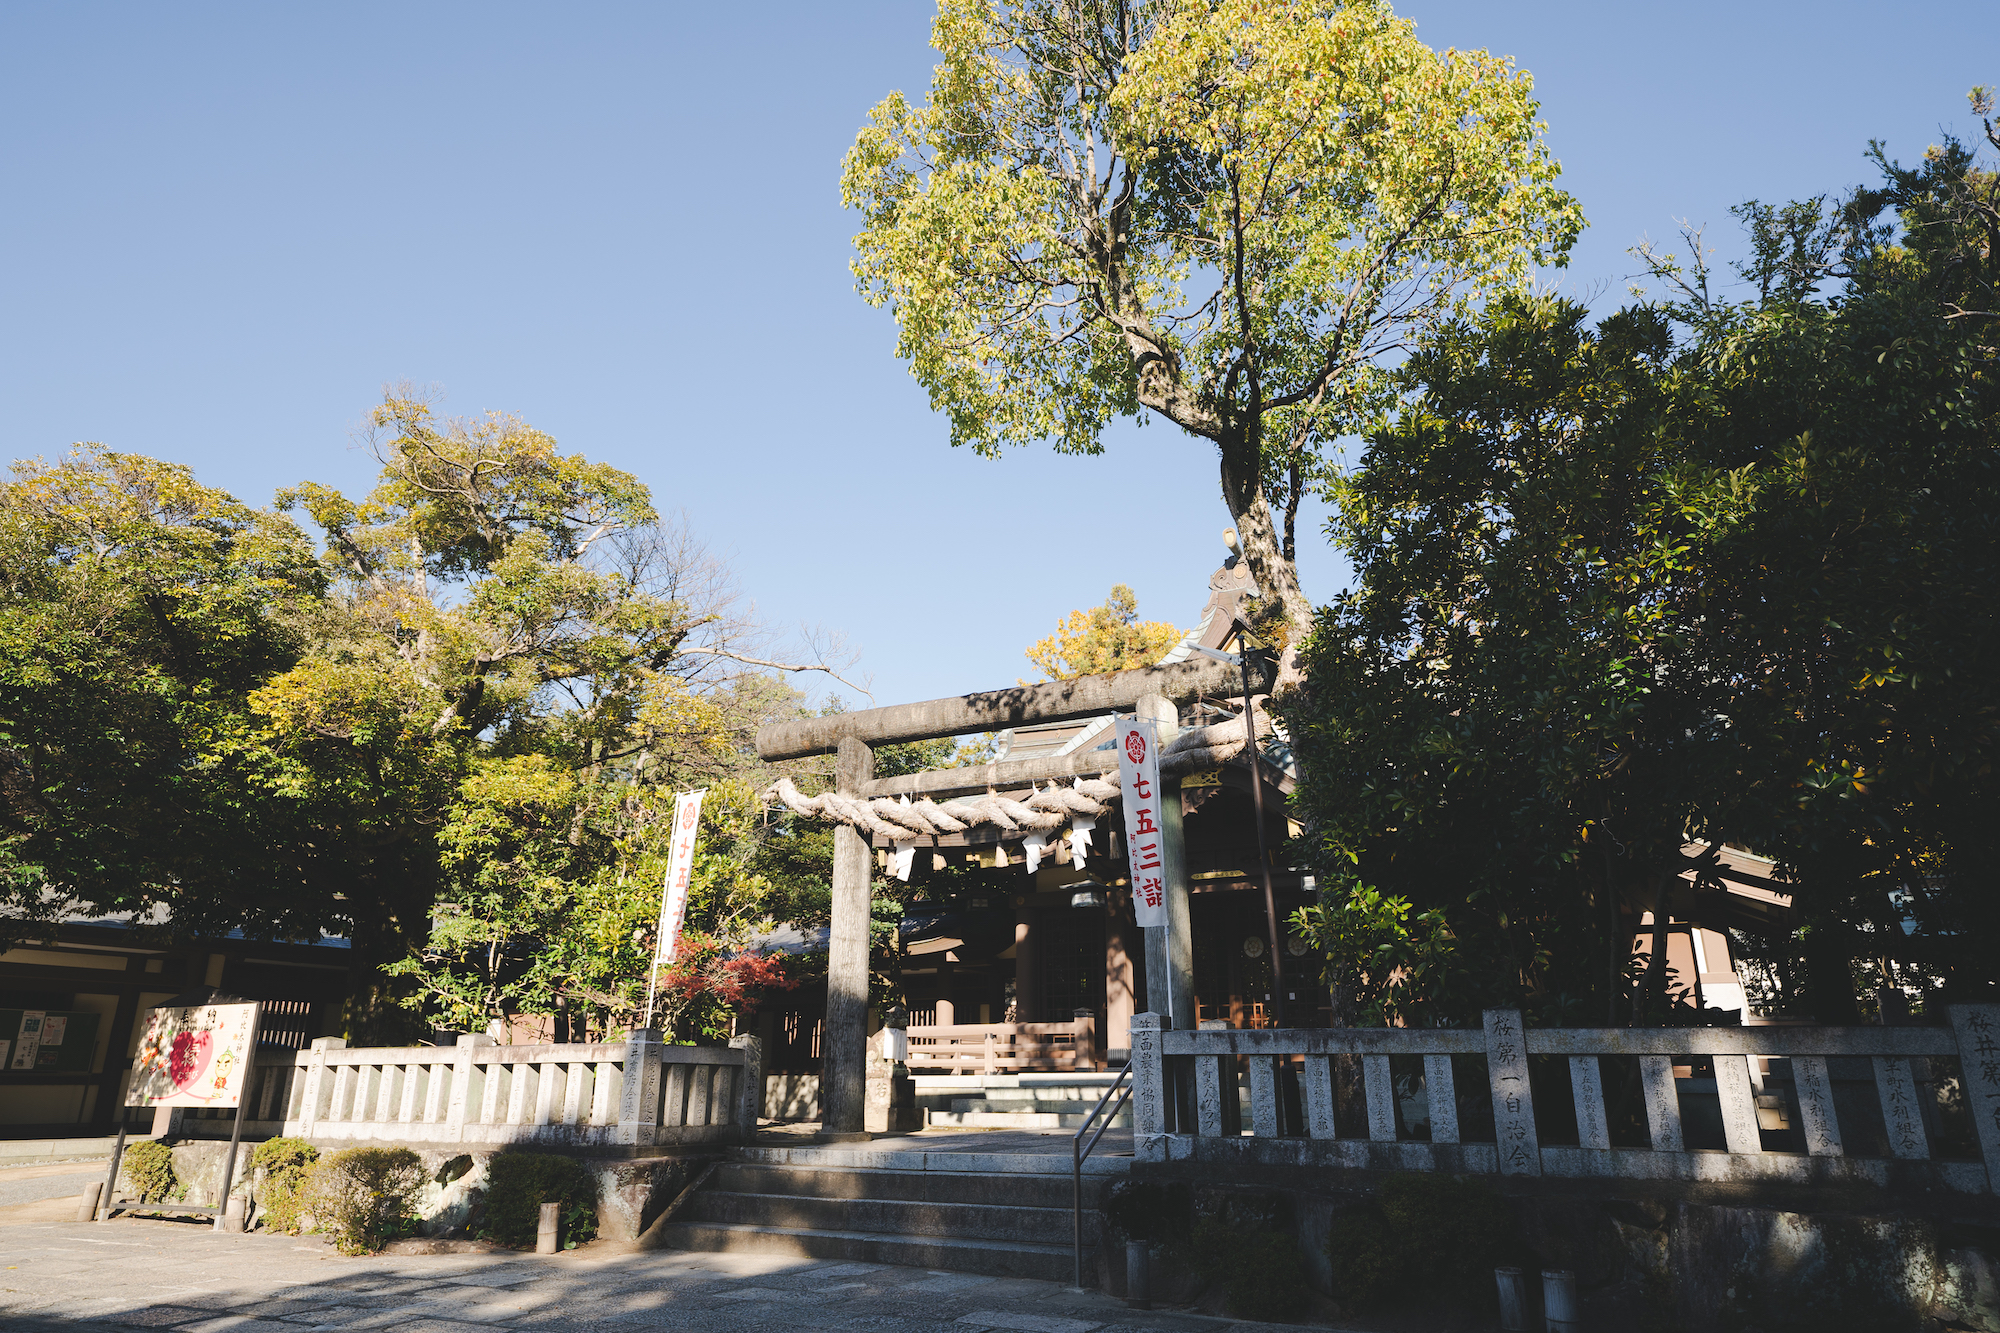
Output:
(643, 789), (706, 1031)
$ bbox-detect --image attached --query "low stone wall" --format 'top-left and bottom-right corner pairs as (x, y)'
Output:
(1111, 1161), (2000, 1331)
(134, 1140), (712, 1244)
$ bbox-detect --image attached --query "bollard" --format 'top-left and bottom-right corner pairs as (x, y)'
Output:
(536, 1201), (561, 1255)
(222, 1194), (247, 1234)
(1496, 1267), (1528, 1331)
(1543, 1270), (1578, 1333)
(74, 1182), (103, 1223)
(1124, 1239), (1150, 1309)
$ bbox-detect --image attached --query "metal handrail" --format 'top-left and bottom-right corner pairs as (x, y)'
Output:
(1071, 1058), (1134, 1289)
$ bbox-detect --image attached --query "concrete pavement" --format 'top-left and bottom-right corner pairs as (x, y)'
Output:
(0, 1215), (1313, 1333)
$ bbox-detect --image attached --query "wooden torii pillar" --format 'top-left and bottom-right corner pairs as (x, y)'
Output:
(756, 655), (1273, 1137)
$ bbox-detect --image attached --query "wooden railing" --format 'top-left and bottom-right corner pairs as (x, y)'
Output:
(907, 1013), (1098, 1075)
(255, 1030), (761, 1148)
(1128, 1006), (2000, 1194)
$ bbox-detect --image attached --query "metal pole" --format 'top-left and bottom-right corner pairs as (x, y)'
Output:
(211, 1001), (263, 1231)
(1072, 1133), (1084, 1289)
(1240, 648), (1286, 1030)
(96, 1122), (128, 1222)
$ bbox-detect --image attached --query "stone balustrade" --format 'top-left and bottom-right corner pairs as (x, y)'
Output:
(272, 1029), (761, 1149)
(1129, 1006), (2000, 1194)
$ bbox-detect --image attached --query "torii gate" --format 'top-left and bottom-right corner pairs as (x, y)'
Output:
(754, 653), (1276, 1138)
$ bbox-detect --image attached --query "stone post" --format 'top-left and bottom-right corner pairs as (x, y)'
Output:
(1949, 1005), (2000, 1189)
(821, 735), (875, 1140)
(616, 1027), (662, 1147)
(864, 1003), (920, 1134)
(1483, 1008), (1540, 1176)
(1130, 1012), (1166, 1161)
(728, 1033), (764, 1136)
(295, 1036), (345, 1138)
(446, 1033), (490, 1143)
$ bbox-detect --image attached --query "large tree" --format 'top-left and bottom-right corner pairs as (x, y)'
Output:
(1288, 103), (2000, 1025)
(0, 447), (327, 945)
(844, 0), (1580, 675)
(0, 397), (846, 1040)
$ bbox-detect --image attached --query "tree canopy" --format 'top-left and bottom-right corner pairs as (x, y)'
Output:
(844, 0), (1580, 673)
(1, 396), (841, 1041)
(1288, 98), (2000, 1026)
(1023, 583), (1180, 679)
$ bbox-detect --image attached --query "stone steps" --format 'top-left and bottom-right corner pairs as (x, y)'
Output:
(659, 1220), (1078, 1282)
(911, 1078), (1137, 1131)
(926, 1109), (1132, 1129)
(654, 1160), (1096, 1282)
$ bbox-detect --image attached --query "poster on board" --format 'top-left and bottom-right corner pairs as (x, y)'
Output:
(0, 1008), (99, 1073)
(125, 1003), (258, 1109)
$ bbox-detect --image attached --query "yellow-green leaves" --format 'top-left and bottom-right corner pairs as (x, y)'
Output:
(845, 0), (1581, 655)
(844, 1), (1580, 460)
(1118, 0), (1578, 360)
(1022, 583), (1182, 680)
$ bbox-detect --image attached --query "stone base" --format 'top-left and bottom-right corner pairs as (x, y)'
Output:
(865, 1061), (922, 1134)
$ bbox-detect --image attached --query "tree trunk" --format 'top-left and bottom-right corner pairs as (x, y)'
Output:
(1218, 446), (1315, 688)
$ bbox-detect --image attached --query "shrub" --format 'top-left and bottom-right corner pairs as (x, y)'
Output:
(249, 1137), (319, 1234)
(307, 1146), (424, 1254)
(1178, 1218), (1311, 1322)
(1326, 1174), (1517, 1312)
(477, 1152), (599, 1249)
(121, 1141), (177, 1203)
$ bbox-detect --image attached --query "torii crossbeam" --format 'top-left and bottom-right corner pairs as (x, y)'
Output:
(755, 654), (1276, 1138)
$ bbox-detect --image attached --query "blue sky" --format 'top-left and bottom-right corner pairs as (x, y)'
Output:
(3, 2), (1993, 709)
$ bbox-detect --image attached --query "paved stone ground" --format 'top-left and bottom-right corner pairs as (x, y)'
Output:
(0, 1162), (108, 1208)
(0, 1217), (1317, 1333)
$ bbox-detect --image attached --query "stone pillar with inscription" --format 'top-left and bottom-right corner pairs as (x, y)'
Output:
(1130, 1012), (1167, 1161)
(1482, 1009), (1540, 1176)
(1949, 1005), (2000, 1190)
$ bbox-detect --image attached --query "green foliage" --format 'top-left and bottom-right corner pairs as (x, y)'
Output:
(845, 0), (1582, 654)
(1325, 1174), (1515, 1311)
(1187, 1218), (1312, 1323)
(1290, 118), (2000, 1021)
(1023, 585), (1181, 682)
(0, 446), (331, 947)
(307, 1146), (424, 1255)
(249, 1136), (320, 1235)
(476, 1153), (598, 1249)
(1290, 885), (1458, 1027)
(120, 1141), (177, 1203)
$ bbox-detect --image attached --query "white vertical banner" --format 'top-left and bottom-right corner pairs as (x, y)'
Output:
(1114, 716), (1167, 928)
(655, 788), (707, 970)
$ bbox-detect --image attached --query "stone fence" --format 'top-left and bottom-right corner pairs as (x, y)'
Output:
(169, 1030), (761, 1151)
(1129, 1005), (2000, 1194)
